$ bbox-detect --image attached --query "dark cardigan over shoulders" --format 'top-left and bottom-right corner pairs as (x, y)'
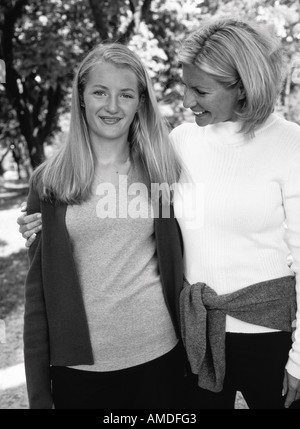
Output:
(24, 185), (184, 408)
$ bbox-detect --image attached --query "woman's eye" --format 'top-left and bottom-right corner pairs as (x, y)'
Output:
(121, 93), (134, 99)
(195, 89), (207, 96)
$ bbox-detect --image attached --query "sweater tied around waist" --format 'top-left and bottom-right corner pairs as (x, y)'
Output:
(180, 276), (296, 392)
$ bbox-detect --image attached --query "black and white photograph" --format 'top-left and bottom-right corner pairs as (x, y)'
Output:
(1, 0), (300, 413)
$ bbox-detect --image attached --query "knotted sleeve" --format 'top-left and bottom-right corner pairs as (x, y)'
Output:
(179, 280), (227, 392)
(179, 276), (296, 392)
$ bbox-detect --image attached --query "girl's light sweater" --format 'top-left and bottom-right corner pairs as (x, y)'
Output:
(170, 113), (300, 378)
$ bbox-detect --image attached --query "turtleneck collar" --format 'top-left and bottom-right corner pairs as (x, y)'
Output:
(202, 114), (278, 147)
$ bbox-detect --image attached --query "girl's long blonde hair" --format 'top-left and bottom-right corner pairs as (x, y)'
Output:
(31, 43), (181, 204)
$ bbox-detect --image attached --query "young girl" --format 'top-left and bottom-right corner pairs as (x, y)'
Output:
(22, 42), (185, 409)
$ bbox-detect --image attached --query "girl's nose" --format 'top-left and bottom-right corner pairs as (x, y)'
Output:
(105, 95), (119, 113)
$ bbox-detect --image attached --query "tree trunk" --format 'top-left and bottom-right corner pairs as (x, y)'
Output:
(0, 146), (10, 176)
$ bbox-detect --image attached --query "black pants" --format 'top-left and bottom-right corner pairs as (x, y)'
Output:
(51, 343), (185, 409)
(184, 331), (300, 409)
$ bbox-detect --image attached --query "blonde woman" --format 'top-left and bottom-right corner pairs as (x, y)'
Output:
(171, 18), (300, 409)
(20, 42), (185, 409)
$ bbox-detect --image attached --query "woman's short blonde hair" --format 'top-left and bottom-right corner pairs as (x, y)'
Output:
(178, 17), (286, 135)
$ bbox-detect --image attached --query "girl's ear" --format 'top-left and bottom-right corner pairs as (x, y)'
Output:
(138, 93), (145, 109)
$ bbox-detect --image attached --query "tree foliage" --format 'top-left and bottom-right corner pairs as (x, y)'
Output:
(0, 0), (97, 169)
(0, 0), (299, 173)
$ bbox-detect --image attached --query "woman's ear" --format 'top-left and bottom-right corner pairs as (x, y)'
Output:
(237, 83), (246, 101)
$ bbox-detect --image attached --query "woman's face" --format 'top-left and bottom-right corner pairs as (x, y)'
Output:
(83, 62), (140, 145)
(181, 63), (243, 127)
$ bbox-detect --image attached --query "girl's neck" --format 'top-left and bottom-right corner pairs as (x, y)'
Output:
(93, 139), (130, 167)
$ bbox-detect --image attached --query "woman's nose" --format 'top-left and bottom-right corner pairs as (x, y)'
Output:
(183, 88), (197, 109)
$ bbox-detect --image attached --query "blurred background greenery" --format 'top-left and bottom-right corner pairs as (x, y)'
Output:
(0, 0), (300, 177)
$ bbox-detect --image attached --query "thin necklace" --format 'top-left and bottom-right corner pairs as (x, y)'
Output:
(94, 157), (132, 182)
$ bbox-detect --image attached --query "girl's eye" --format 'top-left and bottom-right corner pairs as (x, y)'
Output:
(94, 90), (106, 96)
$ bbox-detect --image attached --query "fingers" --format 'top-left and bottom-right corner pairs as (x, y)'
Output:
(17, 213), (26, 226)
(17, 212), (42, 239)
(20, 201), (27, 212)
(17, 212), (41, 226)
(16, 204), (41, 246)
(283, 371), (300, 408)
(21, 223), (42, 239)
(284, 388), (296, 408)
(282, 371), (288, 396)
(25, 233), (37, 248)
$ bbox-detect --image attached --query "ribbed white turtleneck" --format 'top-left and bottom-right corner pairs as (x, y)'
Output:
(171, 113), (300, 378)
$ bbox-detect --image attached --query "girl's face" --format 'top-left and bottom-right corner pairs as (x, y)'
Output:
(181, 63), (243, 127)
(83, 62), (140, 145)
